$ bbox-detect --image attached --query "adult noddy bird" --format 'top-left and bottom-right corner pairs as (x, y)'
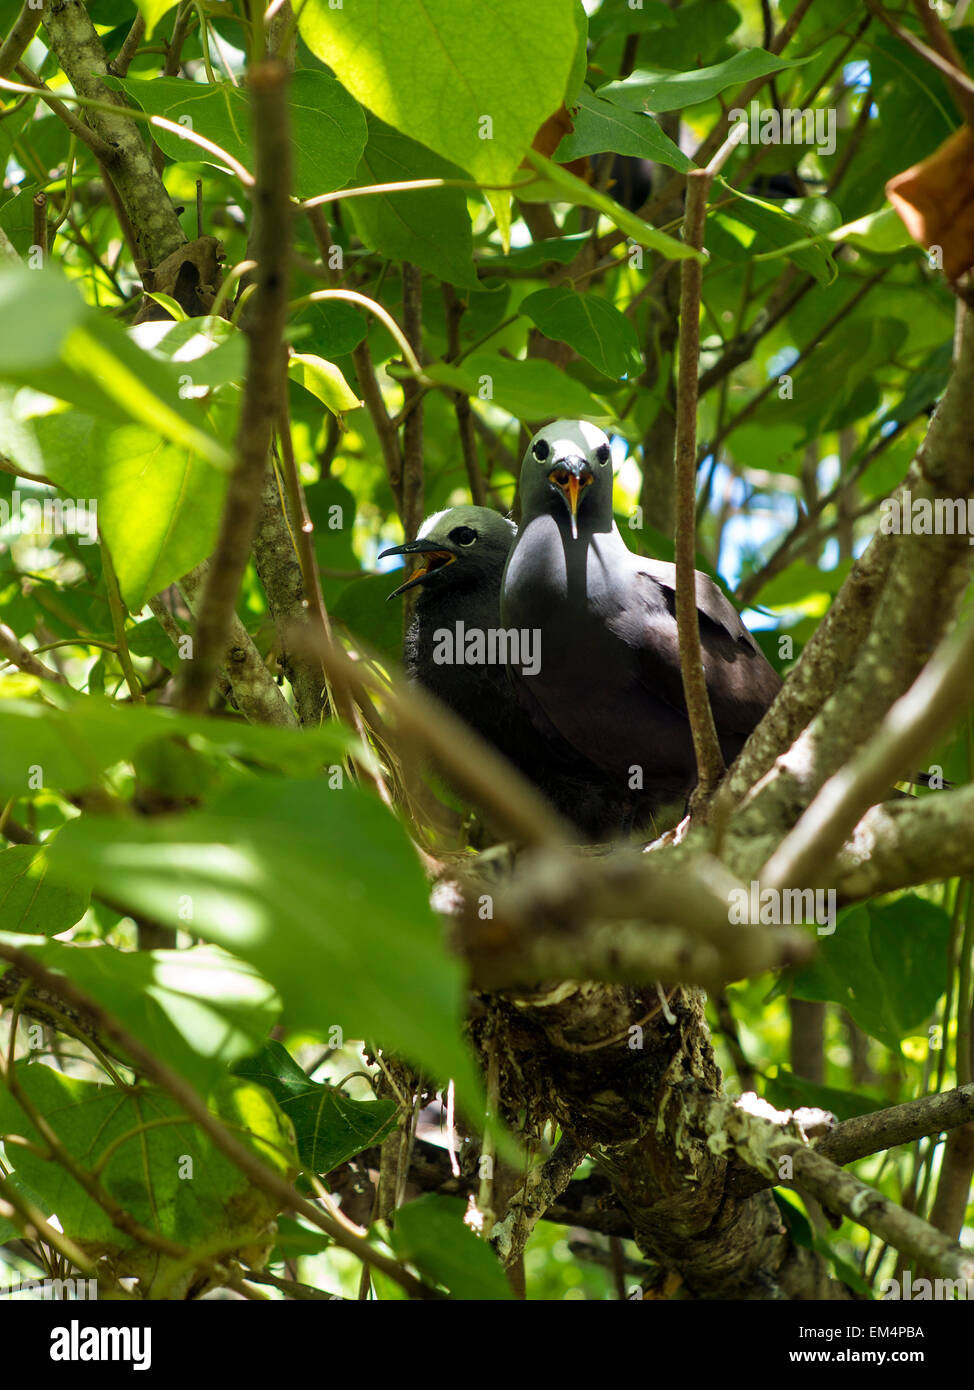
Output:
(380, 505), (631, 837)
(500, 420), (782, 810)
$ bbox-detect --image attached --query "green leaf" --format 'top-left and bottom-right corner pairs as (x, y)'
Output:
(763, 316), (910, 439)
(791, 897), (951, 1050)
(0, 687), (354, 799)
(289, 353), (362, 417)
(0, 270), (234, 472)
(130, 316), (247, 390)
(422, 351), (611, 423)
(522, 151), (701, 260)
(391, 1195), (513, 1300)
(110, 72), (367, 198)
(298, 0), (579, 244)
(712, 188), (840, 285)
(0, 270), (86, 372)
(46, 778), (482, 1103)
(2, 937), (279, 1090)
(233, 1041), (397, 1174)
(836, 205), (916, 255)
(0, 1066), (295, 1291)
(520, 286), (641, 379)
(345, 118), (478, 289)
(588, 0), (676, 41)
(556, 88), (691, 171)
(293, 301), (367, 359)
(0, 845), (89, 936)
(760, 560), (851, 608)
(133, 0), (180, 39)
(479, 231), (590, 272)
(13, 408), (227, 610)
(599, 49), (806, 114)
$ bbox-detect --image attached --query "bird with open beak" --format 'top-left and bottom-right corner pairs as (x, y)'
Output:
(501, 419), (782, 814)
(381, 504), (636, 839)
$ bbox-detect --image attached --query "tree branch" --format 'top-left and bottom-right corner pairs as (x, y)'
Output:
(173, 561), (298, 728)
(0, 623), (67, 684)
(675, 169), (725, 799)
(177, 61), (291, 714)
(762, 612), (974, 892)
(0, 3), (41, 80)
(40, 0), (184, 265)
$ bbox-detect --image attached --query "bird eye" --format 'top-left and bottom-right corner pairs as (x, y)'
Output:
(532, 438), (550, 461)
(596, 443), (611, 466)
(449, 525), (477, 546)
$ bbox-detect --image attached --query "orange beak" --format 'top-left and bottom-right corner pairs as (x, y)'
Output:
(548, 463), (593, 539)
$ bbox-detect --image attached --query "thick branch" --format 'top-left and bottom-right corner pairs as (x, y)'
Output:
(833, 785), (974, 900)
(727, 1083), (974, 1197)
(173, 561), (297, 728)
(723, 306), (974, 875)
(490, 1137), (585, 1267)
(41, 0), (184, 265)
(763, 612), (974, 891)
(706, 1093), (974, 1281)
(454, 848), (812, 991)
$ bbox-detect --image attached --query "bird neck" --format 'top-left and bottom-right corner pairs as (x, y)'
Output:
(554, 498), (614, 544)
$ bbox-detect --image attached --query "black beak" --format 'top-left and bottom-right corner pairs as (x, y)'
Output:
(379, 537), (458, 599)
(547, 454), (595, 540)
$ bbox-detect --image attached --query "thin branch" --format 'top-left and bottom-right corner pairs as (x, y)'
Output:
(0, 938), (439, 1299)
(867, 0), (974, 127)
(291, 626), (572, 848)
(0, 3), (41, 79)
(697, 273), (813, 397)
(674, 169), (725, 800)
(273, 384), (391, 799)
(762, 592), (974, 894)
(703, 269), (887, 463)
(0, 623), (66, 684)
(788, 1144), (974, 1282)
(177, 61), (292, 714)
(443, 283), (487, 506)
(8, 66), (116, 165)
(107, 11), (146, 78)
(99, 538), (144, 705)
(735, 419), (911, 608)
(400, 263), (425, 539)
(164, 2), (194, 77)
(293, 289), (426, 381)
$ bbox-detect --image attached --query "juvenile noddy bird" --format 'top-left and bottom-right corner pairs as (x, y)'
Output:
(500, 420), (782, 811)
(380, 505), (630, 837)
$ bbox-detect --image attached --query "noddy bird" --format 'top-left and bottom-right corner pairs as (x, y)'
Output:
(500, 420), (782, 811)
(380, 505), (632, 838)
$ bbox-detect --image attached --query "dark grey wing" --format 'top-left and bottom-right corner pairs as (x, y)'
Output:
(615, 559), (782, 738)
